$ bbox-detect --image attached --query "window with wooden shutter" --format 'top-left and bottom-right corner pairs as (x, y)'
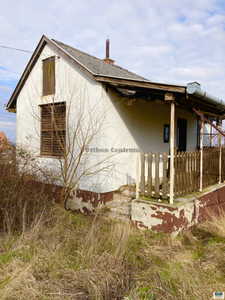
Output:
(43, 57), (55, 95)
(40, 102), (66, 156)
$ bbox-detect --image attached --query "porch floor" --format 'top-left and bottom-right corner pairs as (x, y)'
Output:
(138, 183), (225, 207)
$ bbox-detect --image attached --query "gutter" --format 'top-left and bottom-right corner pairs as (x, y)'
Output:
(187, 82), (225, 108)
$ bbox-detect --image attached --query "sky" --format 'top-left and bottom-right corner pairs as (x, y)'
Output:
(0, 0), (225, 142)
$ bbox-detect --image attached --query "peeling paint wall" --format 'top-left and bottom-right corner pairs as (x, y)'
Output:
(131, 184), (225, 234)
(132, 200), (195, 234)
(66, 187), (113, 215)
(197, 185), (225, 222)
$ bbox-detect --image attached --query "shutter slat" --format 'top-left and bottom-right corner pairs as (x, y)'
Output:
(41, 102), (66, 156)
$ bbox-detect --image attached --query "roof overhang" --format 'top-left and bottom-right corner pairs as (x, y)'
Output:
(95, 75), (186, 93)
(96, 77), (225, 118)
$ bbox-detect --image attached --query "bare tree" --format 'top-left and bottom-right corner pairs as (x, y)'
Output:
(20, 68), (119, 205)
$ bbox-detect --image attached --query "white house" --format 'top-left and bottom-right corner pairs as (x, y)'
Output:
(6, 35), (225, 205)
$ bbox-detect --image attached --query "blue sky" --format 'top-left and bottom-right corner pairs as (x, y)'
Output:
(0, 0), (225, 142)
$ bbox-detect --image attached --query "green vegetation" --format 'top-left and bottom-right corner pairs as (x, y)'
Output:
(0, 146), (225, 299)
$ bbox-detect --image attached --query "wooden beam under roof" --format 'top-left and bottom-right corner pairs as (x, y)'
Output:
(94, 76), (186, 93)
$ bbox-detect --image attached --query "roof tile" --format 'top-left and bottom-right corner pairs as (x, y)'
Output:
(52, 39), (150, 81)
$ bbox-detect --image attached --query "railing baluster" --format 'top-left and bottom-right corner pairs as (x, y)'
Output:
(147, 151), (152, 198)
(162, 152), (168, 199)
(140, 151), (145, 195)
(178, 152), (181, 198)
(155, 151), (160, 198)
(191, 151), (195, 192)
(183, 152), (187, 195)
(180, 152), (184, 196)
(174, 151), (177, 199)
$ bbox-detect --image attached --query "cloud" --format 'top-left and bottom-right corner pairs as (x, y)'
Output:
(0, 121), (16, 129)
(0, 85), (13, 94)
(0, 0), (225, 136)
(169, 67), (224, 79)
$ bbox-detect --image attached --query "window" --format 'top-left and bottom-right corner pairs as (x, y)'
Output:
(40, 102), (66, 156)
(43, 57), (55, 95)
(164, 124), (170, 143)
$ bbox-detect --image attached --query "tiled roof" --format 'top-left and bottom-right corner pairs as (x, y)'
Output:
(52, 39), (150, 81)
(0, 132), (10, 148)
(0, 132), (7, 141)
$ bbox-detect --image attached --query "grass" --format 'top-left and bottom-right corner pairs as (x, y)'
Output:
(0, 146), (225, 299)
(1, 209), (225, 299)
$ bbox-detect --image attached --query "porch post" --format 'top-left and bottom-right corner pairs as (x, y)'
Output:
(136, 153), (139, 198)
(200, 115), (203, 192)
(165, 93), (175, 204)
(219, 117), (222, 184)
(170, 101), (175, 204)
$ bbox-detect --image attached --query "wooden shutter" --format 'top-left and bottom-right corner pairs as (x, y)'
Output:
(53, 103), (66, 155)
(43, 57), (55, 96)
(41, 105), (52, 155)
(40, 103), (66, 156)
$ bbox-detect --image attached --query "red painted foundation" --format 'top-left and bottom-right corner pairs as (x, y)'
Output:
(132, 184), (225, 234)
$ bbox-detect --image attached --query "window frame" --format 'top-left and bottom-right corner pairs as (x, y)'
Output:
(40, 102), (66, 157)
(164, 124), (170, 143)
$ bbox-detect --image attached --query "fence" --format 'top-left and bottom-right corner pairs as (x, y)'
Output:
(138, 148), (223, 200)
(203, 148), (219, 188)
(139, 151), (168, 199)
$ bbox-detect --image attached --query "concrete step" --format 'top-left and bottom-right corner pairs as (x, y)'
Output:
(117, 186), (136, 198)
(107, 200), (131, 208)
(103, 211), (131, 222)
(106, 205), (131, 215)
(106, 202), (131, 210)
(105, 200), (131, 215)
(99, 186), (134, 222)
(113, 193), (132, 202)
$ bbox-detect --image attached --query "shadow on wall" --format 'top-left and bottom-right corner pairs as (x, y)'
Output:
(107, 88), (171, 153)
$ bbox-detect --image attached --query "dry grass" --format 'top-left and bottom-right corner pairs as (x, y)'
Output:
(0, 208), (225, 300)
(0, 146), (225, 299)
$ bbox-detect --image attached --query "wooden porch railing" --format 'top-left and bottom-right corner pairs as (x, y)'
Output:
(174, 151), (200, 198)
(137, 149), (215, 200)
(139, 151), (168, 199)
(222, 148), (225, 182)
(203, 148), (219, 188)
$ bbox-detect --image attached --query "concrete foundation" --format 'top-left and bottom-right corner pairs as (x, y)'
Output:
(66, 188), (113, 214)
(131, 183), (225, 234)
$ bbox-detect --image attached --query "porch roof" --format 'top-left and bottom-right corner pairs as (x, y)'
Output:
(106, 80), (225, 119)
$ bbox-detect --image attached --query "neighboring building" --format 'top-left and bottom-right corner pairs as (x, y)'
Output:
(6, 35), (225, 200)
(0, 132), (10, 149)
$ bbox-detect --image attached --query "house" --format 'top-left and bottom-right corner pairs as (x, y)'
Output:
(0, 132), (15, 170)
(6, 35), (225, 232)
(0, 132), (10, 149)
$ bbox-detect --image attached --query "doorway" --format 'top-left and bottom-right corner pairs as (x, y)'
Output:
(177, 118), (187, 152)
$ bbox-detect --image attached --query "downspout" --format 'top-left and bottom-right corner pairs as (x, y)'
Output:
(187, 82), (225, 108)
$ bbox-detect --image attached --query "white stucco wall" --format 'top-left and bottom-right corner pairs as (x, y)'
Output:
(16, 43), (198, 193)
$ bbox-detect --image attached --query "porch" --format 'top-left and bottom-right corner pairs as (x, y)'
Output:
(136, 147), (225, 202)
(132, 182), (225, 234)
(132, 147), (225, 234)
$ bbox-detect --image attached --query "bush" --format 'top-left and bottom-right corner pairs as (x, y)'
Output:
(0, 145), (61, 234)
